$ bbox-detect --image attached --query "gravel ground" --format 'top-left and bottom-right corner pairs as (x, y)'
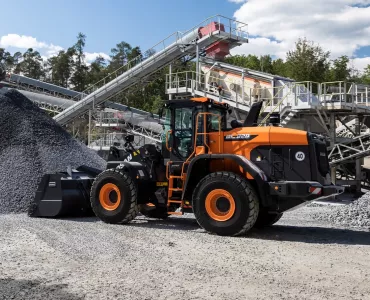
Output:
(0, 89), (106, 214)
(311, 193), (370, 230)
(1, 206), (370, 300)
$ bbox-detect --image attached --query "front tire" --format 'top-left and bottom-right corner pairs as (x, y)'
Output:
(192, 172), (259, 236)
(90, 169), (139, 224)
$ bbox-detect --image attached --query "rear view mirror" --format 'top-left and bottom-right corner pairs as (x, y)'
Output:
(158, 108), (163, 119)
(125, 135), (134, 142)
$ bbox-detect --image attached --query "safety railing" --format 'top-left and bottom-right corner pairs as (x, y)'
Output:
(94, 111), (130, 126)
(166, 70), (281, 107)
(89, 133), (127, 149)
(320, 81), (370, 107)
(71, 15), (248, 104)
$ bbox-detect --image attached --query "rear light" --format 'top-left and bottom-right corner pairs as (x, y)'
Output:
(309, 187), (322, 195)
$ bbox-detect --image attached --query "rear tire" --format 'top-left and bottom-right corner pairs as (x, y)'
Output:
(90, 169), (138, 224)
(254, 210), (283, 228)
(192, 172), (259, 236)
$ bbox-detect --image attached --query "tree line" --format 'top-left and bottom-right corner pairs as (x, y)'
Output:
(226, 38), (370, 85)
(1, 35), (370, 113)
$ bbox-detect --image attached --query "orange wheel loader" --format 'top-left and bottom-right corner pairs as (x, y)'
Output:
(30, 97), (344, 236)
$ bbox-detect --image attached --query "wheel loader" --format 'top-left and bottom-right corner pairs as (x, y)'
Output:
(30, 97), (344, 236)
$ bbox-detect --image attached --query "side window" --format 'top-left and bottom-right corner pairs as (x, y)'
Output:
(174, 108), (193, 158)
(208, 109), (222, 132)
(161, 108), (172, 142)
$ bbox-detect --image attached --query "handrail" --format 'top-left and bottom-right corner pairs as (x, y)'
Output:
(258, 83), (296, 126)
(72, 15), (249, 102)
(181, 112), (222, 176)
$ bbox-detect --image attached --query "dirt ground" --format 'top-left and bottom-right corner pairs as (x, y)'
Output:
(1, 206), (370, 300)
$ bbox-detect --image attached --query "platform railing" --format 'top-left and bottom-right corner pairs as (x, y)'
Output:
(320, 81), (370, 107)
(166, 70), (283, 108)
(72, 15), (248, 103)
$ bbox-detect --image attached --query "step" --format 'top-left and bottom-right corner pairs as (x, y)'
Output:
(168, 200), (182, 204)
(168, 211), (183, 215)
(169, 188), (183, 192)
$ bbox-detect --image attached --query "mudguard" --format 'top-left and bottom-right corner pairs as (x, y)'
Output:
(182, 154), (269, 205)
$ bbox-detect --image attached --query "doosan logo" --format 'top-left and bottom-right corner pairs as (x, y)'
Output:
(124, 154), (132, 162)
(224, 134), (257, 141)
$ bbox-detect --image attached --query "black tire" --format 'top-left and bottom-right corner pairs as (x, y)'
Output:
(254, 210), (283, 228)
(90, 169), (138, 224)
(140, 204), (169, 219)
(192, 172), (259, 236)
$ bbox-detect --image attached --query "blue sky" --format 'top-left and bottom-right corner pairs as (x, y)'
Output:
(1, 0), (370, 71)
(0, 0), (238, 56)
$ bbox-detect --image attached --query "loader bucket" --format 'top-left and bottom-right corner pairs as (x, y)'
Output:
(28, 166), (102, 218)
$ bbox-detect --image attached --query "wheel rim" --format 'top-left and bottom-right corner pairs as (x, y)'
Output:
(99, 183), (121, 211)
(205, 189), (235, 222)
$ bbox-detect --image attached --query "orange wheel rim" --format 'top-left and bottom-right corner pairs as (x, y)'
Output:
(99, 183), (121, 211)
(205, 189), (235, 222)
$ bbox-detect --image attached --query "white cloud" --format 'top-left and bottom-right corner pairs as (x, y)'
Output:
(228, 0), (246, 3)
(231, 0), (370, 71)
(0, 34), (110, 65)
(353, 57), (370, 71)
(85, 52), (111, 63)
(0, 34), (63, 57)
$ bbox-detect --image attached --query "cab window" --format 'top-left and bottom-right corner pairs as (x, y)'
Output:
(174, 107), (193, 158)
(207, 108), (224, 132)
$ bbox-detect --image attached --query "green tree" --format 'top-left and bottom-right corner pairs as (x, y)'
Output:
(259, 55), (273, 73)
(47, 47), (75, 87)
(0, 48), (14, 71)
(225, 54), (261, 70)
(285, 38), (330, 82)
(327, 56), (351, 81)
(18, 48), (44, 79)
(109, 41), (133, 72)
(70, 33), (89, 91)
(362, 65), (370, 85)
(88, 55), (108, 86)
(271, 58), (288, 77)
(12, 52), (23, 74)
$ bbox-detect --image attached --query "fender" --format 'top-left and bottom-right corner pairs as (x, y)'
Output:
(115, 161), (150, 181)
(182, 154), (270, 205)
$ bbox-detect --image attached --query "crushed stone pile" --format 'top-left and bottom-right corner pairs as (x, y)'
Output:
(312, 193), (370, 230)
(0, 89), (106, 214)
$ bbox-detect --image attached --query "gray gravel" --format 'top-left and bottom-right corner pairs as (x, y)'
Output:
(0, 89), (106, 214)
(311, 193), (370, 230)
(1, 209), (370, 300)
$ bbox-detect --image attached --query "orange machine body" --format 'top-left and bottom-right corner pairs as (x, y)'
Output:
(206, 126), (309, 179)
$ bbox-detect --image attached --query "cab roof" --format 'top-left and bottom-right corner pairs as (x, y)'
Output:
(164, 97), (229, 110)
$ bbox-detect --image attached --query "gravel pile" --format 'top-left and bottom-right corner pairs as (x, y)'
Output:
(0, 89), (106, 214)
(312, 193), (370, 229)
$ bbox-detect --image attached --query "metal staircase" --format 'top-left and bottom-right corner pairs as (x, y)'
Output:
(280, 109), (298, 126)
(53, 15), (248, 126)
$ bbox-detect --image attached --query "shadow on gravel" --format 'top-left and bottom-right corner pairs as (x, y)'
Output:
(0, 278), (83, 300)
(62, 216), (100, 223)
(128, 216), (201, 231)
(250, 225), (370, 246)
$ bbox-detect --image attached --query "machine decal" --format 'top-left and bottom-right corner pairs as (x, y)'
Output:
(224, 134), (257, 141)
(156, 182), (168, 187)
(124, 154), (133, 162)
(295, 151), (305, 161)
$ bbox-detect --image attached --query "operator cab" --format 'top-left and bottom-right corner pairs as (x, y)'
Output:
(160, 97), (228, 162)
